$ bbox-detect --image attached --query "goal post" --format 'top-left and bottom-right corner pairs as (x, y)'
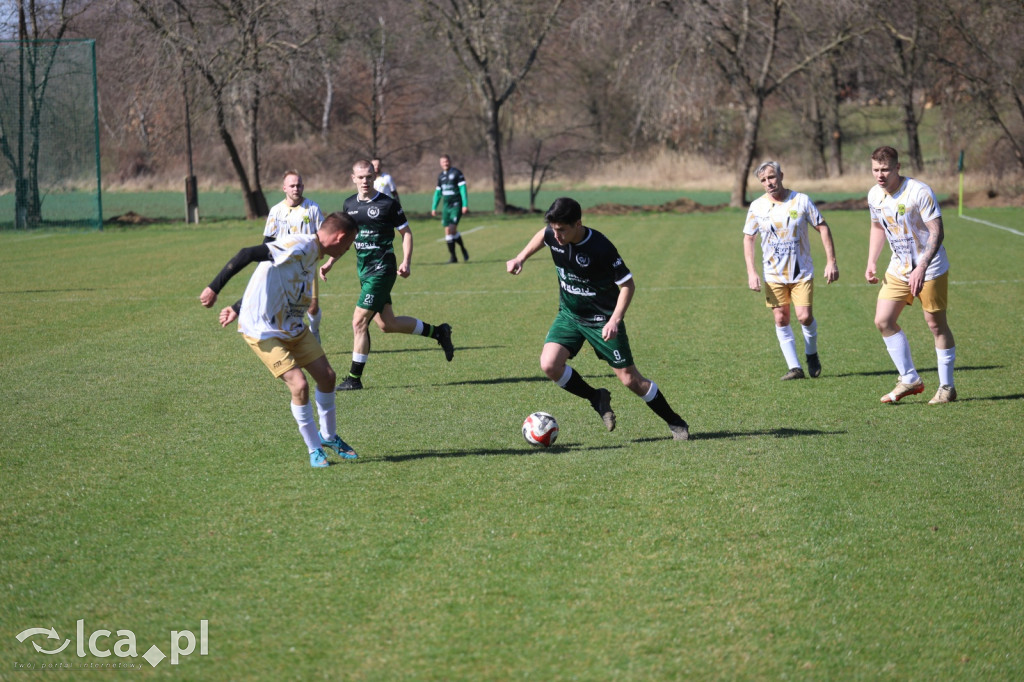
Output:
(0, 38), (102, 230)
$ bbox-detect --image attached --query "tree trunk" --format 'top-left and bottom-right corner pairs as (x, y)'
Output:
(210, 88), (259, 220)
(828, 62), (844, 177)
(484, 100), (507, 214)
(246, 82), (268, 218)
(731, 99), (763, 208)
(901, 87), (924, 173)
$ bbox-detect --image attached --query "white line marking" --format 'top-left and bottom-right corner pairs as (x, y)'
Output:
(960, 215), (1024, 236)
(433, 224), (496, 242)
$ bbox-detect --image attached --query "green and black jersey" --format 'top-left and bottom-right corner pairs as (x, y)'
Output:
(343, 192), (409, 280)
(432, 167), (468, 209)
(543, 225), (632, 326)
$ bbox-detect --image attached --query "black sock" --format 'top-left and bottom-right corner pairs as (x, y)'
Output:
(456, 235), (468, 256)
(447, 241), (457, 258)
(420, 323), (434, 338)
(560, 367), (598, 403)
(349, 361), (366, 379)
(646, 389), (685, 425)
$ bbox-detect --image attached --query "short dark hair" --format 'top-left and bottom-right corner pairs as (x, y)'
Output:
(871, 146), (900, 166)
(321, 211), (357, 235)
(545, 197), (582, 225)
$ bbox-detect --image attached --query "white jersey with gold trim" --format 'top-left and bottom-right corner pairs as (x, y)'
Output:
(263, 198), (324, 240)
(238, 235), (320, 341)
(868, 177), (948, 282)
(373, 172), (397, 198)
(743, 190), (823, 284)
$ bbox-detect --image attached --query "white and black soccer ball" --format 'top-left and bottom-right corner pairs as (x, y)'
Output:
(522, 412), (559, 447)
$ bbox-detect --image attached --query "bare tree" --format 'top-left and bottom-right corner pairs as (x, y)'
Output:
(860, 0), (939, 173)
(124, 0), (301, 218)
(0, 0), (87, 227)
(416, 0), (566, 214)
(936, 0), (1024, 173)
(680, 0), (861, 206)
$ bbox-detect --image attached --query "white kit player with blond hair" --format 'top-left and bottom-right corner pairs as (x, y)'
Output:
(743, 160), (839, 381)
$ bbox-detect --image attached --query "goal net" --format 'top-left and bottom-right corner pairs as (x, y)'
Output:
(0, 39), (102, 230)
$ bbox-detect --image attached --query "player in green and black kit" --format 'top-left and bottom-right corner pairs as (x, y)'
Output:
(431, 154), (470, 263)
(320, 159), (454, 390)
(506, 197), (690, 440)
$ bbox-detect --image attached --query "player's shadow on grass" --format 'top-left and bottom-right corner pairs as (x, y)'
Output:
(420, 258), (507, 267)
(356, 344), (505, 355)
(5, 287), (102, 294)
(957, 393), (1024, 402)
(376, 442), (625, 462)
(445, 375), (550, 387)
(654, 427), (847, 442)
(833, 364), (1000, 378)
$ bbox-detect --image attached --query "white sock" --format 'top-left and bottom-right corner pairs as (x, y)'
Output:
(936, 346), (956, 388)
(556, 365), (573, 388)
(412, 319), (424, 335)
(775, 325), (801, 369)
(642, 381), (658, 402)
(802, 319), (818, 355)
(315, 389), (337, 440)
(352, 352), (368, 363)
(307, 308), (322, 333)
(883, 331), (920, 384)
(290, 401), (321, 453)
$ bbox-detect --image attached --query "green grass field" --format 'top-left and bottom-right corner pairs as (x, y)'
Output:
(2, 204), (1023, 679)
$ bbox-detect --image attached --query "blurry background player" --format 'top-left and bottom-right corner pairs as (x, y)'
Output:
(264, 170), (326, 342)
(743, 160), (838, 380)
(200, 213), (359, 468)
(506, 197), (690, 441)
(371, 158), (400, 202)
(320, 159), (455, 391)
(431, 154), (470, 263)
(865, 146), (957, 404)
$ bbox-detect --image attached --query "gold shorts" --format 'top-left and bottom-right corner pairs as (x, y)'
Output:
(765, 279), (813, 308)
(242, 328), (325, 378)
(879, 271), (948, 313)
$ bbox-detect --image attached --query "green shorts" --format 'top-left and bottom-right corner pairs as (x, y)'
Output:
(441, 201), (463, 227)
(356, 271), (396, 313)
(545, 309), (634, 368)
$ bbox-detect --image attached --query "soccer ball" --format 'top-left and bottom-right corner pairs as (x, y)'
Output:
(522, 412), (559, 447)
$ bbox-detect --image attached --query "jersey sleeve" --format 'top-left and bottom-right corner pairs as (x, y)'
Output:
(263, 208), (278, 238)
(916, 184), (942, 222)
(610, 250), (631, 285)
(310, 203), (325, 230)
(804, 195), (825, 226)
(742, 204), (760, 235)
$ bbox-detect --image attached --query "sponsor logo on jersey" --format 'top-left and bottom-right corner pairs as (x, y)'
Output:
(560, 281), (595, 297)
(550, 246), (565, 254)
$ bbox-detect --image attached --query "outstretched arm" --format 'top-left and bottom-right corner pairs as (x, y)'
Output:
(506, 228), (547, 275)
(199, 243), (271, 307)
